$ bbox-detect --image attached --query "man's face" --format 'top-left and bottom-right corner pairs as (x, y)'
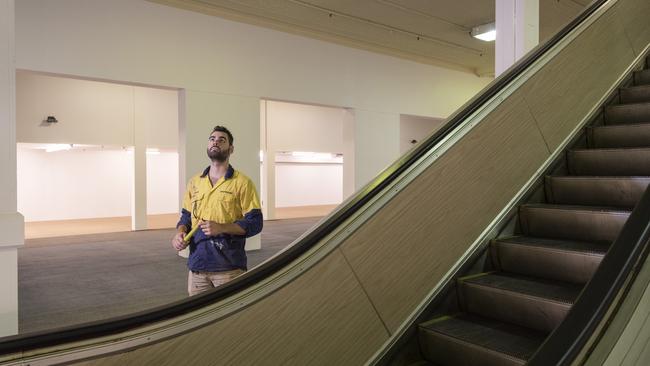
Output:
(207, 131), (233, 162)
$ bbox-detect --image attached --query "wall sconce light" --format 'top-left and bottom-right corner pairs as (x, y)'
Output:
(46, 115), (58, 123)
(470, 22), (496, 42)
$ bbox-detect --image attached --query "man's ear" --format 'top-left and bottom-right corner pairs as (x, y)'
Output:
(229, 145), (234, 154)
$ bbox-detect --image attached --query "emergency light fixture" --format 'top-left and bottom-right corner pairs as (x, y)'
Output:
(471, 22), (496, 42)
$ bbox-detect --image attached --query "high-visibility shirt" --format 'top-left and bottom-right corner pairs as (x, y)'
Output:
(177, 165), (262, 272)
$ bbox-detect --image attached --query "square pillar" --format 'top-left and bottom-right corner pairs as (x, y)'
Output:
(496, 0), (539, 76)
(0, 0), (23, 337)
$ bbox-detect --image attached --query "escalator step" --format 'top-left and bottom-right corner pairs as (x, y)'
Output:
(545, 175), (650, 208)
(634, 69), (650, 86)
(492, 236), (608, 284)
(619, 85), (650, 104)
(458, 272), (581, 333)
(588, 123), (650, 148)
(519, 204), (630, 242)
(604, 102), (650, 125)
(568, 148), (650, 176)
(418, 313), (546, 366)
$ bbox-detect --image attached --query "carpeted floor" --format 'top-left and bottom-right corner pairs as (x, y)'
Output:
(18, 216), (322, 334)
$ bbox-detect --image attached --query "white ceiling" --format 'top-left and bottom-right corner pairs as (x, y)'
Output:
(149, 0), (591, 76)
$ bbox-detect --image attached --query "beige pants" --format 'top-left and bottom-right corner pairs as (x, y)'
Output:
(188, 269), (244, 296)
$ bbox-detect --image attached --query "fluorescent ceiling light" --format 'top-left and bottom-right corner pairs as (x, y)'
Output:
(471, 23), (496, 42)
(278, 151), (342, 163)
(146, 148), (160, 155)
(45, 144), (73, 153)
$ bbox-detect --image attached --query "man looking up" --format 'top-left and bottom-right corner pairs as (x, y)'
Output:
(172, 125), (263, 296)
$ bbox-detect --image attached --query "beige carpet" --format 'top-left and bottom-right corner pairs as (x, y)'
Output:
(24, 214), (179, 239)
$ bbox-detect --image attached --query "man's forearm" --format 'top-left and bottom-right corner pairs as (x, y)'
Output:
(199, 221), (246, 237)
(220, 223), (246, 236)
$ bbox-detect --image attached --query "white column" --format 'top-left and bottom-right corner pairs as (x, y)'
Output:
(496, 0), (539, 76)
(341, 109), (355, 200)
(265, 153), (277, 220)
(260, 100), (273, 220)
(131, 88), (147, 231)
(177, 90), (189, 258)
(263, 101), (276, 220)
(0, 0), (22, 337)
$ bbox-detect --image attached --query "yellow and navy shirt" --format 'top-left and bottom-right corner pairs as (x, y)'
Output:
(177, 165), (262, 272)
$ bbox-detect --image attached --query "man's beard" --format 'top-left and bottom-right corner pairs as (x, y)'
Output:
(207, 148), (230, 162)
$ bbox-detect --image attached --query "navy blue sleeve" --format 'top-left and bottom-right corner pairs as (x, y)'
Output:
(177, 208), (192, 231)
(234, 209), (263, 238)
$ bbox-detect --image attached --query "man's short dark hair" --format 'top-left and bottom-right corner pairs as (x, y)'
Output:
(212, 125), (234, 145)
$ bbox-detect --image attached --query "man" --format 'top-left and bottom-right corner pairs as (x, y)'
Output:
(172, 125), (263, 296)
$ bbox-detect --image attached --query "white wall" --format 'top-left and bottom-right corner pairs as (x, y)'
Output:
(354, 110), (401, 188)
(263, 100), (350, 212)
(14, 0), (491, 206)
(16, 72), (134, 146)
(16, 72), (178, 149)
(400, 114), (446, 155)
(275, 164), (343, 207)
(15, 73), (180, 222)
(184, 91), (260, 187)
(147, 152), (179, 215)
(267, 101), (347, 153)
(17, 147), (133, 221)
(17, 148), (179, 222)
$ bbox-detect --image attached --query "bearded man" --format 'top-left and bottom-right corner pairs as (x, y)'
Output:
(172, 125), (263, 296)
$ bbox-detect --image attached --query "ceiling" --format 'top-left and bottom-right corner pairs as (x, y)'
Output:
(149, 0), (591, 76)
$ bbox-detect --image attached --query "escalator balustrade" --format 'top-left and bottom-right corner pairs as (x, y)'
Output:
(415, 55), (650, 366)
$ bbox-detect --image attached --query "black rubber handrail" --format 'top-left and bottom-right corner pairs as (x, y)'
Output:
(0, 0), (609, 355)
(528, 186), (650, 365)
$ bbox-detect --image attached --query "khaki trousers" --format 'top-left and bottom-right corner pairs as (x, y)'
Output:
(188, 269), (244, 296)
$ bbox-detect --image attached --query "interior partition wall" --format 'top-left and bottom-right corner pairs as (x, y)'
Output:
(15, 71), (179, 235)
(261, 100), (354, 220)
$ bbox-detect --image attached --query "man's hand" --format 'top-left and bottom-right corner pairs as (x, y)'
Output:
(172, 231), (188, 251)
(200, 220), (224, 236)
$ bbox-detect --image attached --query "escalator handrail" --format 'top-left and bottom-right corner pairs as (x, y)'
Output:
(528, 186), (650, 365)
(0, 0), (610, 355)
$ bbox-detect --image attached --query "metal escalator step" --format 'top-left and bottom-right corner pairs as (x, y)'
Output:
(492, 236), (608, 284)
(545, 175), (650, 208)
(418, 314), (546, 366)
(587, 123), (650, 148)
(620, 85), (650, 104)
(567, 148), (650, 176)
(604, 102), (650, 125)
(634, 69), (650, 86)
(519, 204), (630, 242)
(458, 272), (582, 333)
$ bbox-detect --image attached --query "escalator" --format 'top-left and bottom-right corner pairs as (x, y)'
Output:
(1, 0), (650, 365)
(414, 56), (650, 366)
